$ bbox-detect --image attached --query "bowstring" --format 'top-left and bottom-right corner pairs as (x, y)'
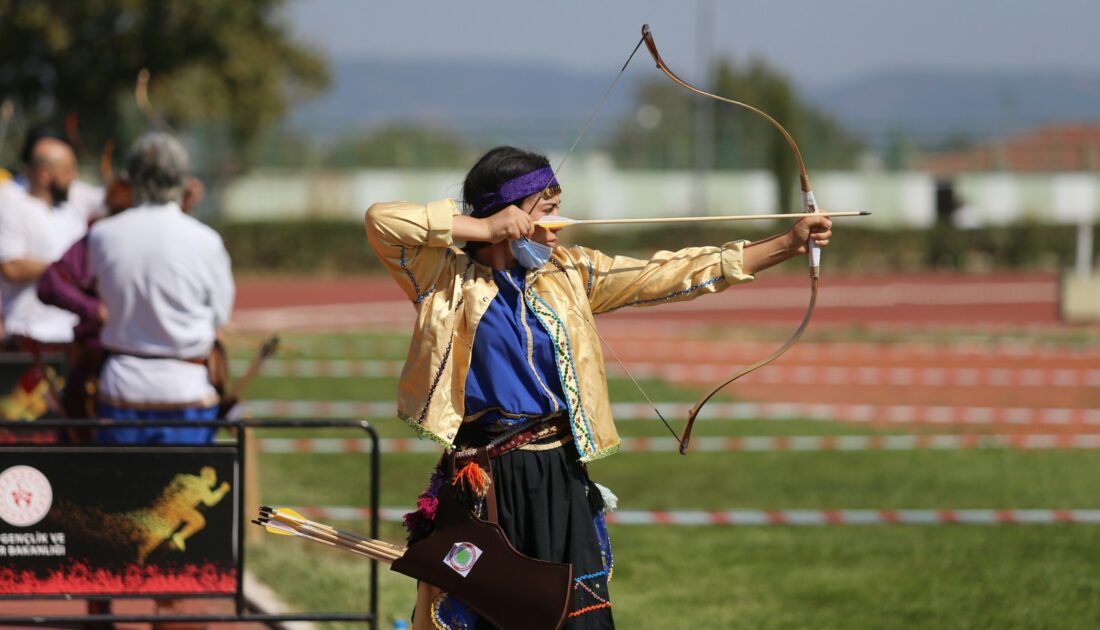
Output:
(551, 33), (681, 442)
(591, 319), (681, 441)
(552, 34), (646, 178)
(483, 35), (644, 231)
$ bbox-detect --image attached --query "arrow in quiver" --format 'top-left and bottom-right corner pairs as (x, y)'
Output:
(255, 449), (572, 630)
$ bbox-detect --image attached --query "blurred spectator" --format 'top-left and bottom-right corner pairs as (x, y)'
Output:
(11, 128), (105, 235)
(0, 131), (104, 425)
(88, 132), (233, 445)
(929, 178), (964, 268)
(0, 131), (103, 350)
(38, 175), (206, 420)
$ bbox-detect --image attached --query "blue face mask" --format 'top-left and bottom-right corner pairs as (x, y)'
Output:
(510, 238), (553, 270)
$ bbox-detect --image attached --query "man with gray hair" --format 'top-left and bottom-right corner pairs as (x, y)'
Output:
(87, 132), (234, 444)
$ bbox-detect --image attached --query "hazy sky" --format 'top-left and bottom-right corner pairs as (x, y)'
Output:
(286, 0), (1100, 87)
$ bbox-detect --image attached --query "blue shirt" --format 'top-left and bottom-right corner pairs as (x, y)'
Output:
(464, 267), (566, 428)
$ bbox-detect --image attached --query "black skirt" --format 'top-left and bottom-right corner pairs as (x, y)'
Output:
(428, 444), (615, 629)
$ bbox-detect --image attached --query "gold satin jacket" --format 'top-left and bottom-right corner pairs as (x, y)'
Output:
(364, 198), (754, 462)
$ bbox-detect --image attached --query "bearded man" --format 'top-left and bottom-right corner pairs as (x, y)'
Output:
(0, 132), (104, 349)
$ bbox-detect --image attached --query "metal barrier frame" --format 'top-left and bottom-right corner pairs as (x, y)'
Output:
(0, 418), (380, 628)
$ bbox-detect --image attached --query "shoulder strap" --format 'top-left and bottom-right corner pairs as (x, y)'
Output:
(476, 447), (499, 525)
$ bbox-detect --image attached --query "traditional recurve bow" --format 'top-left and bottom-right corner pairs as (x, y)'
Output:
(637, 24), (823, 454)
(540, 24), (832, 455)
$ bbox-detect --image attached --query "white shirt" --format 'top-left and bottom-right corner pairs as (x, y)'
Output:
(60, 179), (107, 243)
(0, 182), (98, 342)
(89, 202), (235, 404)
(5, 175), (105, 244)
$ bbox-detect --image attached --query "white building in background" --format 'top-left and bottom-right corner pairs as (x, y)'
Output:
(222, 157), (1099, 229)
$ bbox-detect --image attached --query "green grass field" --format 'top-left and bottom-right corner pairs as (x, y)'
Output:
(234, 333), (1100, 628)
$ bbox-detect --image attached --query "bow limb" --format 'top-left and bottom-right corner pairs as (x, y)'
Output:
(680, 279), (817, 453)
(640, 24), (822, 453)
(642, 24), (813, 198)
(135, 69), (177, 135)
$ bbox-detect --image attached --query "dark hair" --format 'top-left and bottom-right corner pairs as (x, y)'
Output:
(461, 146), (550, 253)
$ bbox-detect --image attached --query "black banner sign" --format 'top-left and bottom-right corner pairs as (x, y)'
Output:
(0, 447), (236, 596)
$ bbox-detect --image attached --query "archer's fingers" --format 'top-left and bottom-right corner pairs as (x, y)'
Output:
(502, 205), (535, 238)
(489, 206), (531, 241)
(795, 215), (830, 238)
(810, 223), (832, 247)
(516, 212), (535, 238)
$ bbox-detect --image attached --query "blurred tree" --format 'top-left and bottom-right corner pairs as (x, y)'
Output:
(0, 0), (328, 167)
(883, 126), (918, 170)
(715, 59), (800, 214)
(605, 81), (695, 170)
(326, 124), (471, 169)
(607, 56), (860, 212)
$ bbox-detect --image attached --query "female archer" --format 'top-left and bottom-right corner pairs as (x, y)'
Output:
(365, 145), (832, 629)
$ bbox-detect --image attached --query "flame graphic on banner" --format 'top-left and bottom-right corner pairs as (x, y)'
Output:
(0, 561), (235, 594)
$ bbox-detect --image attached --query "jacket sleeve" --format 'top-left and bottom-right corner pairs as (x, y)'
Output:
(36, 236), (101, 321)
(559, 241), (755, 315)
(364, 199), (459, 303)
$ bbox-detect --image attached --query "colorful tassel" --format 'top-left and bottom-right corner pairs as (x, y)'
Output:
(403, 462), (448, 543)
(451, 461), (491, 499)
(416, 494), (439, 520)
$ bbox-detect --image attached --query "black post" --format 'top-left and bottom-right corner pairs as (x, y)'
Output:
(364, 420), (381, 630)
(234, 423), (247, 616)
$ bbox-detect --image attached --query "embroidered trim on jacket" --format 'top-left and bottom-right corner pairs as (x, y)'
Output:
(414, 261), (472, 425)
(400, 245), (434, 304)
(596, 276), (724, 314)
(527, 291), (598, 459)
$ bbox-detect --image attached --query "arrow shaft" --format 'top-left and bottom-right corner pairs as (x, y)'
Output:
(540, 210), (865, 229)
(257, 517), (403, 562)
(295, 528), (395, 562)
(262, 507), (406, 560)
(297, 523), (404, 560)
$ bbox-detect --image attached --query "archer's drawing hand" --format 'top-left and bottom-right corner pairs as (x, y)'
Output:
(787, 214), (832, 254)
(484, 205), (535, 242)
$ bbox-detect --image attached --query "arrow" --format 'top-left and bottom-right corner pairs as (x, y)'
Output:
(252, 517), (298, 537)
(536, 210), (869, 229)
(269, 506), (404, 552)
(256, 506), (405, 563)
(253, 515), (402, 562)
(252, 517), (388, 561)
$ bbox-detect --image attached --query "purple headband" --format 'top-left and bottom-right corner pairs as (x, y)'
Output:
(470, 166), (559, 217)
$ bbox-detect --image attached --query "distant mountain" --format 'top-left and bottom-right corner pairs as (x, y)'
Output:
(290, 58), (644, 148)
(805, 69), (1100, 147)
(291, 59), (1100, 150)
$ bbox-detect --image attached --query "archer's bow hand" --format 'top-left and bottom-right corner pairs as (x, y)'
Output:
(787, 214), (832, 255)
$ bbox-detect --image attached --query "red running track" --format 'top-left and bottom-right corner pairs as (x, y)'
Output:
(234, 272), (1067, 326)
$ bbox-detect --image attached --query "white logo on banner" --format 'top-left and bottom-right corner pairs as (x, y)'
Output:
(0, 465), (53, 527)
